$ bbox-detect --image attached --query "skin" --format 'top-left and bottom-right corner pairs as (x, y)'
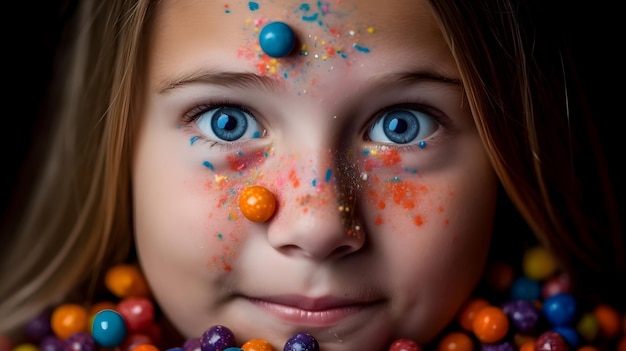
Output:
(132, 0), (499, 349)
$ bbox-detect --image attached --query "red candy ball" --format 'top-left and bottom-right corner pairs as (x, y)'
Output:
(535, 331), (569, 351)
(116, 297), (155, 333)
(388, 338), (422, 351)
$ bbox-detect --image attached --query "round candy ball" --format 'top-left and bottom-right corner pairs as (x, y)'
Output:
(510, 277), (541, 302)
(259, 21), (296, 58)
(201, 325), (236, 351)
(501, 299), (539, 333)
(535, 331), (568, 351)
(388, 338), (422, 351)
(239, 185), (277, 222)
(472, 306), (509, 343)
(64, 332), (96, 351)
(283, 332), (319, 351)
(183, 338), (201, 351)
(241, 339), (274, 351)
(92, 309), (127, 347)
(51, 304), (89, 340)
(437, 332), (473, 351)
(542, 293), (577, 326)
(40, 336), (64, 351)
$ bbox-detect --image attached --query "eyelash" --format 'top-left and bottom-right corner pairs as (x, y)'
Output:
(182, 99), (447, 151)
(365, 102), (446, 142)
(182, 99), (257, 124)
(182, 99), (263, 149)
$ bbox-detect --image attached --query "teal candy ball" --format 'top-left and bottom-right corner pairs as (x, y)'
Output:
(92, 309), (127, 348)
(259, 21), (296, 58)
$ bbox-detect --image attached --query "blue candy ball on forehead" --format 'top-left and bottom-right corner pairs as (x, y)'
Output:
(259, 21), (296, 58)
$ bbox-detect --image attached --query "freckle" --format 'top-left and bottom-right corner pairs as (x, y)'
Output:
(375, 215), (383, 226)
(438, 206), (444, 212)
(444, 219), (450, 225)
(414, 215), (424, 226)
(378, 201), (385, 209)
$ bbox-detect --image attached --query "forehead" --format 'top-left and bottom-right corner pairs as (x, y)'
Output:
(147, 0), (457, 90)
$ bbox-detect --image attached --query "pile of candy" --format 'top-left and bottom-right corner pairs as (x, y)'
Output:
(2, 247), (625, 351)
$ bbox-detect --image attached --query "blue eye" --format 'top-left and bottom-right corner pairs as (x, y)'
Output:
(196, 106), (262, 142)
(368, 108), (438, 145)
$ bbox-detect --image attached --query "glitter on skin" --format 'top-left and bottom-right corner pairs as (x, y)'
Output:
(325, 168), (333, 182)
(418, 141), (427, 149)
(190, 135), (200, 146)
(203, 161), (215, 171)
(233, 2), (376, 81)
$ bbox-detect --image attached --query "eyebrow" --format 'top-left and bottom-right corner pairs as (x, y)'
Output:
(156, 69), (462, 94)
(377, 71), (462, 87)
(157, 70), (286, 94)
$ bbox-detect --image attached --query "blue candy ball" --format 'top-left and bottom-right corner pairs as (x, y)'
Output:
(91, 309), (127, 348)
(259, 21), (296, 58)
(552, 325), (580, 348)
(543, 292), (577, 326)
(510, 276), (541, 301)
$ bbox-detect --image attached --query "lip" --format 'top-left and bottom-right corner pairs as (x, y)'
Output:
(246, 295), (382, 327)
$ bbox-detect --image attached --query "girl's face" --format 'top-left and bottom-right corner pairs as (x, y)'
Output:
(133, 0), (498, 349)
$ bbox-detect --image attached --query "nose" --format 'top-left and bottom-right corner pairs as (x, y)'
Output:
(266, 150), (366, 261)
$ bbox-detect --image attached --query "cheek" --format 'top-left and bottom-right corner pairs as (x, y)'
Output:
(358, 147), (497, 236)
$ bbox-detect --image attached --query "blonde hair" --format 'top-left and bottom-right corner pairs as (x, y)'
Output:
(1, 0), (623, 340)
(0, 0), (152, 336)
(429, 0), (625, 303)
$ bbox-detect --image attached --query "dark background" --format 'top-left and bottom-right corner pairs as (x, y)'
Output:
(2, 1), (624, 224)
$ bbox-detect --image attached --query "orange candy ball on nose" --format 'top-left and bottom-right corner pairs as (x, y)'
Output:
(239, 185), (277, 222)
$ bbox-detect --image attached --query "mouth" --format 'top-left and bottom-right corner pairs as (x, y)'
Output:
(245, 295), (384, 327)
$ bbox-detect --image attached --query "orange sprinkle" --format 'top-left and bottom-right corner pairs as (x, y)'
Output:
(413, 215), (424, 226)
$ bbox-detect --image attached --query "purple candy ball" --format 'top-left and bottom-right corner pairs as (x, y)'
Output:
(183, 338), (201, 351)
(481, 341), (515, 351)
(26, 309), (53, 341)
(64, 332), (95, 351)
(40, 336), (64, 351)
(501, 299), (539, 333)
(200, 325), (236, 351)
(283, 332), (319, 351)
